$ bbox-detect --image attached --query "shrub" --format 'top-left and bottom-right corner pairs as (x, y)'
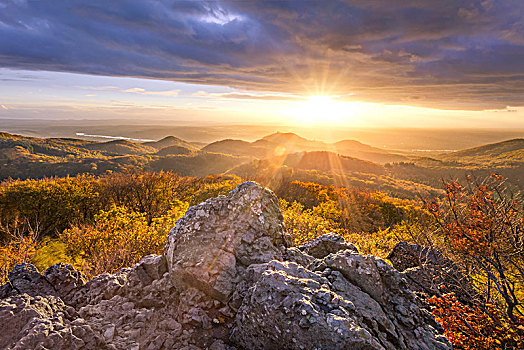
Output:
(0, 229), (37, 284)
(280, 199), (341, 245)
(0, 175), (100, 240)
(60, 202), (187, 277)
(343, 222), (413, 258)
(32, 237), (73, 273)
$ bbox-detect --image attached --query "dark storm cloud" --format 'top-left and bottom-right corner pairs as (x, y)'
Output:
(0, 0), (523, 108)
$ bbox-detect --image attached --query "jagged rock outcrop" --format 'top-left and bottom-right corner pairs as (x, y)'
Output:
(1, 263), (57, 299)
(388, 241), (477, 304)
(1, 182), (451, 349)
(45, 263), (87, 304)
(0, 294), (106, 349)
(299, 232), (358, 259)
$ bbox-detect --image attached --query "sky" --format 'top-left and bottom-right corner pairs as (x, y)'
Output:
(0, 0), (523, 127)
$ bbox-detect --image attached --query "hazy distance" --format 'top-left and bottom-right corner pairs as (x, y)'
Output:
(1, 118), (522, 153)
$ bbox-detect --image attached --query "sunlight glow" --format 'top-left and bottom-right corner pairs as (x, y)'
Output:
(288, 96), (357, 125)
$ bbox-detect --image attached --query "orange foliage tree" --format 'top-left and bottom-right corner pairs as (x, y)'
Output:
(429, 293), (524, 350)
(425, 175), (524, 321)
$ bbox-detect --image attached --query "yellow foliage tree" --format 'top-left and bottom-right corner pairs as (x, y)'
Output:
(60, 202), (188, 277)
(280, 199), (342, 245)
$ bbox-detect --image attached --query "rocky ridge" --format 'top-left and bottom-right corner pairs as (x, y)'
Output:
(1, 182), (451, 349)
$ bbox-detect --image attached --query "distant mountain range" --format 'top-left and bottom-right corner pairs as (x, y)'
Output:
(202, 132), (407, 164)
(1, 131), (523, 197)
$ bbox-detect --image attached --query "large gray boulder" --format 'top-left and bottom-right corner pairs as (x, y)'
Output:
(164, 181), (289, 302)
(1, 182), (451, 349)
(232, 260), (385, 349)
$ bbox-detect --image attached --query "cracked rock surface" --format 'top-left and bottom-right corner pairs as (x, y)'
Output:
(1, 182), (451, 349)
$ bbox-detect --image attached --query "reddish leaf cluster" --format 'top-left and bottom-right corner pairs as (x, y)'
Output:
(428, 293), (524, 349)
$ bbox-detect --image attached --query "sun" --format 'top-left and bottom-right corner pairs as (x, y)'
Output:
(288, 95), (354, 125)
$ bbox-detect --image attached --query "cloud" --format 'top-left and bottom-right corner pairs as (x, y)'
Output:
(110, 100), (136, 107)
(75, 86), (120, 91)
(0, 0), (523, 108)
(123, 88), (180, 97)
(193, 91), (304, 101)
(76, 85), (179, 96)
(483, 106), (520, 112)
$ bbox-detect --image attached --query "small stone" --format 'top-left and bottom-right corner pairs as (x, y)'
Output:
(103, 324), (115, 340)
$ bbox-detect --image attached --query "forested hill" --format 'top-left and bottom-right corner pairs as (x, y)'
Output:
(1, 131), (523, 196)
(0, 132), (249, 180)
(439, 138), (524, 165)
